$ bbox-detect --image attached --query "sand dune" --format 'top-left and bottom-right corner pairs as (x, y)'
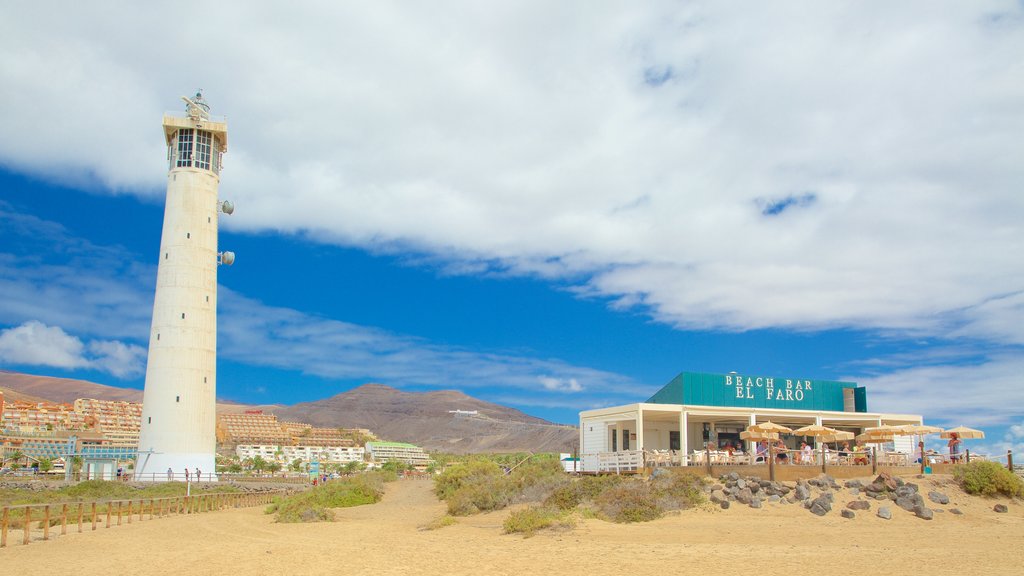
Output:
(3, 475), (1021, 575)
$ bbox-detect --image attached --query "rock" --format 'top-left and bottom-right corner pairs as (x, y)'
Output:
(728, 472), (739, 482)
(994, 504), (1008, 513)
(895, 485), (915, 498)
(795, 484), (811, 501)
(736, 478), (747, 490)
(873, 473), (898, 491)
(768, 495), (781, 504)
(736, 488), (753, 505)
(720, 500), (731, 510)
(849, 487), (860, 496)
(841, 509), (856, 519)
(847, 500), (871, 511)
(844, 479), (863, 489)
(749, 482), (761, 494)
(914, 505), (934, 520)
(711, 490), (727, 504)
(950, 508), (963, 515)
(809, 495), (832, 516)
(877, 507), (892, 520)
(904, 482), (917, 492)
(928, 491), (950, 505)
(711, 484), (724, 492)
(750, 498), (762, 509)
(933, 508), (945, 513)
(896, 496), (917, 512)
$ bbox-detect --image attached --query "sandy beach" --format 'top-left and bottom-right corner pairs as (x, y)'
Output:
(3, 475), (1022, 576)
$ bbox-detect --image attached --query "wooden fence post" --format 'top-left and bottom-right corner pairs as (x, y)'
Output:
(61, 503), (68, 536)
(43, 505), (51, 540)
(92, 502), (98, 531)
(2, 507), (8, 548)
(821, 444), (827, 474)
(24, 506), (31, 545)
(768, 443), (776, 482)
(78, 502), (84, 533)
(1008, 450), (1014, 472)
(871, 447), (877, 474)
(919, 441), (926, 474)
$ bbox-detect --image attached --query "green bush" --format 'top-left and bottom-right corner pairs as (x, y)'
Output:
(444, 473), (516, 515)
(433, 456), (570, 516)
(433, 459), (504, 502)
(594, 480), (662, 523)
(503, 506), (574, 537)
(269, 472), (390, 523)
(649, 469), (707, 510)
(954, 461), (1024, 498)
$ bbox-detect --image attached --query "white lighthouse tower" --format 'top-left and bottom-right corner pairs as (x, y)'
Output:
(135, 92), (233, 481)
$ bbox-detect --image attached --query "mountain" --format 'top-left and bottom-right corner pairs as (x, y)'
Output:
(0, 371), (578, 453)
(0, 370), (144, 403)
(0, 370), (279, 414)
(274, 383), (578, 453)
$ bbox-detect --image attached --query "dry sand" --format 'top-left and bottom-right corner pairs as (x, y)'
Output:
(3, 475), (1022, 575)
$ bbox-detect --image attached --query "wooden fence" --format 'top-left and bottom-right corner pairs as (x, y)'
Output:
(0, 490), (286, 548)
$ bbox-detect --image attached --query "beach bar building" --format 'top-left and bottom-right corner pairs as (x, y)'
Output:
(579, 371), (922, 473)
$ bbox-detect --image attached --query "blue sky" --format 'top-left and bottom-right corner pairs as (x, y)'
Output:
(1, 2), (1022, 457)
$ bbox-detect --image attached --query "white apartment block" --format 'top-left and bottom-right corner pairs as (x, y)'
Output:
(235, 444), (365, 464)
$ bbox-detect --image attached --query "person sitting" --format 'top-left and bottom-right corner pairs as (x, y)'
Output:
(754, 441), (768, 463)
(852, 444), (869, 465)
(839, 442), (851, 457)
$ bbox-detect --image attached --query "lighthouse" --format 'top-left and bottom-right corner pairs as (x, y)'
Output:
(135, 92), (233, 481)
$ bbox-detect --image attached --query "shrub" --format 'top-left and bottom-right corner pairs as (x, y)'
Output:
(503, 506), (574, 537)
(270, 472), (390, 523)
(649, 469), (707, 511)
(421, 514), (458, 530)
(433, 460), (504, 502)
(594, 480), (662, 523)
(955, 461), (1024, 498)
(444, 474), (516, 515)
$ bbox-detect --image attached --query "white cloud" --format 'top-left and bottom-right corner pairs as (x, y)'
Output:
(0, 320), (88, 369)
(538, 376), (584, 393)
(217, 288), (637, 401)
(1, 2), (1021, 343)
(0, 321), (145, 378)
(853, 353), (1024, 427)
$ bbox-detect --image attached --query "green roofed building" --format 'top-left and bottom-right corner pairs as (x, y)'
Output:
(365, 441), (431, 468)
(579, 371), (922, 473)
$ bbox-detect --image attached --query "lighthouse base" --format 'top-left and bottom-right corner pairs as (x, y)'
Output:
(134, 451), (218, 483)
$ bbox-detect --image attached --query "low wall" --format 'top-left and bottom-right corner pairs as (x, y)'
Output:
(659, 463), (927, 482)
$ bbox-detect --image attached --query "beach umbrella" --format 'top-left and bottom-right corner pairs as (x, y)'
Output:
(740, 430), (779, 441)
(855, 432), (894, 444)
(941, 426), (985, 439)
(895, 424), (944, 436)
(819, 430), (855, 443)
(793, 424), (841, 437)
(863, 424), (904, 435)
(749, 421), (793, 434)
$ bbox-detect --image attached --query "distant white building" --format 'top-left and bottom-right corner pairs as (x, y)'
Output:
(236, 444), (364, 464)
(365, 442), (431, 467)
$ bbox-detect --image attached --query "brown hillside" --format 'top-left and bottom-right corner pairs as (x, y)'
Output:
(0, 370), (278, 413)
(0, 370), (144, 403)
(0, 372), (578, 453)
(273, 383), (578, 453)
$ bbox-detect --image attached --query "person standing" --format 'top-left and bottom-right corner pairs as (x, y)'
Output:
(167, 467), (174, 481)
(948, 432), (962, 463)
(184, 468), (190, 482)
(195, 468), (201, 482)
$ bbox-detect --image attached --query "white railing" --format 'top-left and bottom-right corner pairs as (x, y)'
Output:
(593, 450), (644, 473)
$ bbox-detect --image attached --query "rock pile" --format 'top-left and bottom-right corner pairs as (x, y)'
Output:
(707, 471), (966, 520)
